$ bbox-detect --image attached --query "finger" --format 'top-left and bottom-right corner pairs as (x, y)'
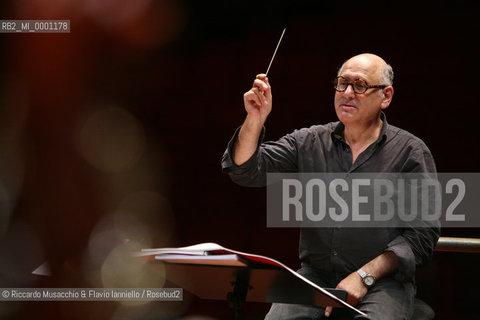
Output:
(244, 91), (261, 107)
(263, 76), (271, 90)
(254, 87), (267, 104)
(253, 79), (269, 94)
(264, 82), (272, 100)
(256, 73), (267, 80)
(325, 306), (332, 317)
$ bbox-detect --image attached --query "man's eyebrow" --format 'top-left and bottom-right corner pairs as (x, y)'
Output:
(341, 75), (368, 82)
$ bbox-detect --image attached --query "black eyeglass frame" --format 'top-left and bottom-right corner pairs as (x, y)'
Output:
(333, 76), (388, 94)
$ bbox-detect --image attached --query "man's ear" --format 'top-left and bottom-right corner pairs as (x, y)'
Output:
(381, 86), (394, 110)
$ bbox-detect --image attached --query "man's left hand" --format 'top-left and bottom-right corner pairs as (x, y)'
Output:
(324, 271), (367, 317)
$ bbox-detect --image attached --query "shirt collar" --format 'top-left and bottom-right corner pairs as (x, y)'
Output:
(331, 111), (388, 145)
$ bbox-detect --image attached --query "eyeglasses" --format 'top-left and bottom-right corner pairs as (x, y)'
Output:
(333, 76), (388, 94)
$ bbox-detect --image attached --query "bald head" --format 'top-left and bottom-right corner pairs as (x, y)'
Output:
(338, 53), (394, 86)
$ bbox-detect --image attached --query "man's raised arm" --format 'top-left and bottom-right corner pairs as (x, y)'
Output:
(234, 74), (272, 165)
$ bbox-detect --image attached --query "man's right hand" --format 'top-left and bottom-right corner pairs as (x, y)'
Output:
(243, 73), (272, 127)
(233, 74), (273, 166)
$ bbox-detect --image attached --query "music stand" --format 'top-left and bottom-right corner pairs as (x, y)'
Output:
(138, 243), (366, 319)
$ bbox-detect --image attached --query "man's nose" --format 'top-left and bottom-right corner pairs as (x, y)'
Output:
(343, 84), (356, 97)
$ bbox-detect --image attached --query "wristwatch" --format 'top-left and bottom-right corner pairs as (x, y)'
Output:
(357, 268), (376, 288)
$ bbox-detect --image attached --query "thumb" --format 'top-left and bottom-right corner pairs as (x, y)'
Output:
(325, 306), (332, 317)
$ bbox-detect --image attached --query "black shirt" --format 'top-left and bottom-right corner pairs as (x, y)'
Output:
(222, 113), (440, 282)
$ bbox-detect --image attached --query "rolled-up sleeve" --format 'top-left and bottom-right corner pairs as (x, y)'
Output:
(221, 126), (299, 187)
(221, 126), (266, 186)
(386, 224), (439, 282)
(387, 140), (441, 282)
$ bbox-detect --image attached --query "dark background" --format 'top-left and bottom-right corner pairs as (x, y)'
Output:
(0, 0), (478, 319)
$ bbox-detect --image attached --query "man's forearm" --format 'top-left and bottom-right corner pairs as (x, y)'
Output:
(233, 115), (264, 165)
(326, 251), (400, 316)
(361, 251), (398, 279)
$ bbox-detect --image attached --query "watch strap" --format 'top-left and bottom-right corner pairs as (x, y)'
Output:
(357, 268), (368, 278)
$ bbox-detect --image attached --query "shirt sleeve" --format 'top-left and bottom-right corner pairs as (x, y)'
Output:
(221, 126), (299, 187)
(385, 140), (440, 282)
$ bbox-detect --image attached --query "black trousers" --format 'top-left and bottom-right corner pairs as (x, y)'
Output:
(265, 265), (415, 320)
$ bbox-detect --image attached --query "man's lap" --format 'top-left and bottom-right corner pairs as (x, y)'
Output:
(264, 265), (415, 320)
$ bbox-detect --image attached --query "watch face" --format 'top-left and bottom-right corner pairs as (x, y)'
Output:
(364, 276), (375, 286)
